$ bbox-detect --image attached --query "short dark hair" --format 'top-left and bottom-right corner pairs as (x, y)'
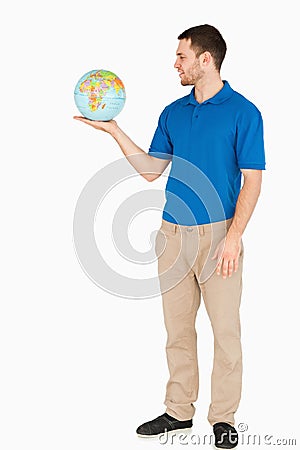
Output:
(178, 24), (227, 71)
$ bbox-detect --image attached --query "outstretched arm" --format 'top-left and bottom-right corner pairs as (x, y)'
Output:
(73, 116), (170, 182)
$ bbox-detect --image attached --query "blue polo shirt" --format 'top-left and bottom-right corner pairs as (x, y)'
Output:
(148, 80), (266, 225)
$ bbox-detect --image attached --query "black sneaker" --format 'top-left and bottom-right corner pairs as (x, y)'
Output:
(136, 412), (193, 437)
(213, 422), (238, 449)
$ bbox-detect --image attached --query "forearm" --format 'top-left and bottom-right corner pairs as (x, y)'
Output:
(227, 176), (262, 238)
(111, 126), (154, 181)
(73, 116), (169, 181)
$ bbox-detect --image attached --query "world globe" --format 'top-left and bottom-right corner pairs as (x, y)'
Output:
(74, 69), (126, 121)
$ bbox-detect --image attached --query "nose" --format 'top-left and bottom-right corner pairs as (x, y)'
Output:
(174, 59), (181, 69)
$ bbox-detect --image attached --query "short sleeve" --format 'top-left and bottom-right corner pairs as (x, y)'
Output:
(236, 106), (266, 170)
(148, 107), (173, 160)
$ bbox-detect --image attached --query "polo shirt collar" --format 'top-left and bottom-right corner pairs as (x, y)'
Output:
(183, 80), (233, 106)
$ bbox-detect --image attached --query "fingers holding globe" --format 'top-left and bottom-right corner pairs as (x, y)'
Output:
(74, 69), (126, 122)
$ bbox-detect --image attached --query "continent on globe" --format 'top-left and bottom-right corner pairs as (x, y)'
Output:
(74, 69), (126, 121)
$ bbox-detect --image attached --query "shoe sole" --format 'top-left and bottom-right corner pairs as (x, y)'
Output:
(213, 446), (238, 449)
(213, 447), (238, 450)
(136, 427), (193, 439)
(213, 444), (238, 449)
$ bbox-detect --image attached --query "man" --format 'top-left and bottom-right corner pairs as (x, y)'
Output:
(74, 24), (265, 449)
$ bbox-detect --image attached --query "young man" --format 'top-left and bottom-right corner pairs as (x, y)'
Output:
(74, 24), (265, 449)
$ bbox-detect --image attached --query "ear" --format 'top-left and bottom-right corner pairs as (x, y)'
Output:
(200, 51), (212, 66)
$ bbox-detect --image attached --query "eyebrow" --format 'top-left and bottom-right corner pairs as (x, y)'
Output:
(176, 52), (186, 56)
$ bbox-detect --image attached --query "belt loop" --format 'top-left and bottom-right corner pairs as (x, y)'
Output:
(200, 225), (204, 236)
(174, 223), (178, 235)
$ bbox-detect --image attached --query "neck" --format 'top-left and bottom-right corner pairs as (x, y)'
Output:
(194, 74), (224, 103)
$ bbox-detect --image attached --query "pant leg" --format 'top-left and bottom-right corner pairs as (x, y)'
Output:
(200, 243), (244, 426)
(155, 222), (201, 421)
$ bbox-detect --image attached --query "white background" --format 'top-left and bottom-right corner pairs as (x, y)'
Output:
(1, 0), (299, 449)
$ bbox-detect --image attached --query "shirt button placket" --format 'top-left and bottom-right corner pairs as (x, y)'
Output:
(194, 104), (202, 119)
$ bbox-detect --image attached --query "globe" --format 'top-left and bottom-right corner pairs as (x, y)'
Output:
(74, 69), (126, 121)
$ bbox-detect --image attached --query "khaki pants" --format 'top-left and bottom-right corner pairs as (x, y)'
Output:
(155, 218), (244, 426)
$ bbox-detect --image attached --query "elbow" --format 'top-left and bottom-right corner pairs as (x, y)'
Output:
(143, 173), (160, 182)
(256, 179), (263, 197)
(258, 185), (262, 196)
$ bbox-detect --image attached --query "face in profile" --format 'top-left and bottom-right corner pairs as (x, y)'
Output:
(174, 38), (204, 86)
